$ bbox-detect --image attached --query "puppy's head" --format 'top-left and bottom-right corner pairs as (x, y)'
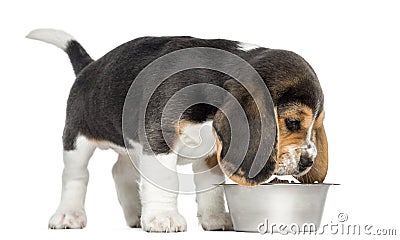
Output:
(213, 50), (327, 185)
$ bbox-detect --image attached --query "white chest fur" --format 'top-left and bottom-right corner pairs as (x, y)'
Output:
(175, 121), (217, 163)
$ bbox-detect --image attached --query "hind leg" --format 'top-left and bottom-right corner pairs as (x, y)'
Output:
(112, 154), (141, 227)
(48, 136), (96, 229)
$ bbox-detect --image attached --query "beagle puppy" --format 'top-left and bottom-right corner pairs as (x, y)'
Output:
(27, 29), (328, 232)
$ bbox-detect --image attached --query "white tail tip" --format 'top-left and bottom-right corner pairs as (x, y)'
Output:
(26, 28), (75, 50)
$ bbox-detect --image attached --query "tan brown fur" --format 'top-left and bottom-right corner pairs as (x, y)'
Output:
(273, 107), (280, 165)
(170, 119), (197, 153)
(213, 130), (223, 163)
(296, 113), (328, 183)
(228, 172), (259, 186)
(177, 119), (195, 135)
(205, 153), (218, 169)
(276, 105), (314, 162)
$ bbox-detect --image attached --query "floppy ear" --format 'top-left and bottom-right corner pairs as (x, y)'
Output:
(212, 80), (277, 186)
(296, 114), (328, 183)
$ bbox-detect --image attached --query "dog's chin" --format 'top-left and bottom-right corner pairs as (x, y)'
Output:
(293, 166), (312, 177)
(274, 162), (312, 177)
(274, 165), (297, 176)
(274, 157), (299, 176)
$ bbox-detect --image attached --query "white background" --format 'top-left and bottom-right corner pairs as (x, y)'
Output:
(1, 0), (399, 239)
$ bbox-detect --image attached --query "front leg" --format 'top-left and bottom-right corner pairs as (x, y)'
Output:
(139, 153), (187, 232)
(192, 154), (233, 231)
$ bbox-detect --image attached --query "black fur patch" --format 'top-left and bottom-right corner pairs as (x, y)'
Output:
(65, 40), (93, 76)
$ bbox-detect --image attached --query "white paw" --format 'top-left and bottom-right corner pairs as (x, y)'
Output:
(141, 211), (187, 232)
(126, 215), (141, 228)
(48, 210), (87, 229)
(198, 212), (233, 231)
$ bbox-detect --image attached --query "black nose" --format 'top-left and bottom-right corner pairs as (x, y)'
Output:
(299, 156), (313, 168)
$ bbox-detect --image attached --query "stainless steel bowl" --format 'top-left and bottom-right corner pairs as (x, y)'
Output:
(221, 183), (337, 233)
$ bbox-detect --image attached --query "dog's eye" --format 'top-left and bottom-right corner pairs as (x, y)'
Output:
(285, 119), (301, 131)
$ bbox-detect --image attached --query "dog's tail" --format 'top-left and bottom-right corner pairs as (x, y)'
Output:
(26, 28), (93, 76)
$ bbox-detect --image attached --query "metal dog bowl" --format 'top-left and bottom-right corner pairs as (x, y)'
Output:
(221, 183), (337, 233)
